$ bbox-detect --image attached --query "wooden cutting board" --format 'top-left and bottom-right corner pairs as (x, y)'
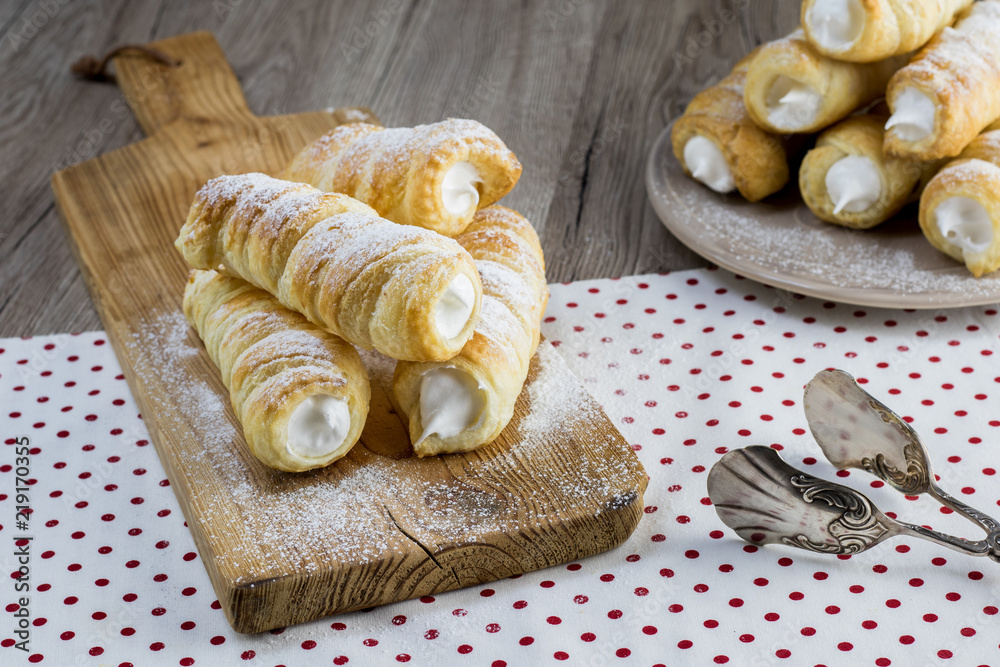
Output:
(51, 31), (648, 634)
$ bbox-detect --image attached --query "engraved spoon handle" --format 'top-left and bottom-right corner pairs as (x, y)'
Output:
(708, 446), (998, 561)
(892, 517), (992, 558)
(928, 482), (1000, 538)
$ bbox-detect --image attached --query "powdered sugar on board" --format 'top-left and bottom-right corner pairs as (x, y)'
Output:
(121, 308), (644, 585)
(646, 125), (1000, 307)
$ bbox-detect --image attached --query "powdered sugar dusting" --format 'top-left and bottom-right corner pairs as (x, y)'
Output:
(180, 174), (475, 357)
(692, 191), (1000, 298)
(124, 310), (233, 450)
(520, 342), (605, 436)
(891, 2), (1000, 143)
(120, 308), (643, 584)
(649, 129), (1000, 306)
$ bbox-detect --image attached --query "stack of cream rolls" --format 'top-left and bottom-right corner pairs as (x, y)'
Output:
(672, 0), (1000, 277)
(176, 118), (549, 471)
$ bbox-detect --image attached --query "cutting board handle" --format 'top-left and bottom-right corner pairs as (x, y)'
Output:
(113, 31), (253, 135)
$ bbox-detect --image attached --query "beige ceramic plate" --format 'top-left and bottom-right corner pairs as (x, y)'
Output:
(645, 124), (1000, 309)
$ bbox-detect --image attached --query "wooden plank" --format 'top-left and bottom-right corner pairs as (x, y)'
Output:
(50, 31), (647, 633)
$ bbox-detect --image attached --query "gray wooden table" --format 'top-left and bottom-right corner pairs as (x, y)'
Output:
(0, 0), (799, 336)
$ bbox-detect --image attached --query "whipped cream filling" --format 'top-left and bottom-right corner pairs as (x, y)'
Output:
(441, 161), (482, 215)
(886, 88), (936, 142)
(935, 196), (994, 258)
(417, 367), (487, 443)
(683, 135), (735, 194)
(806, 0), (865, 52)
(435, 273), (476, 340)
(825, 155), (882, 214)
(765, 76), (822, 130)
(287, 394), (351, 459)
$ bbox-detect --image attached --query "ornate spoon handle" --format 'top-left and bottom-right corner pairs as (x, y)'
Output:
(708, 446), (997, 560)
(928, 484), (1000, 534)
(891, 517), (992, 558)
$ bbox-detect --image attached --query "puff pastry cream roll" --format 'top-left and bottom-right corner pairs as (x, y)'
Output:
(919, 127), (1000, 277)
(883, 2), (1000, 161)
(392, 206), (548, 457)
(183, 269), (370, 472)
(799, 112), (941, 228)
(672, 47), (791, 202)
(744, 29), (908, 134)
(801, 0), (971, 62)
(175, 173), (483, 362)
(284, 119), (522, 237)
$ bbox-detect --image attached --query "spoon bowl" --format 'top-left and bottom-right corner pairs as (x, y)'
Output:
(803, 369), (932, 495)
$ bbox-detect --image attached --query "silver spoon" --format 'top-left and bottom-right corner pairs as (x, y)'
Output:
(708, 446), (996, 558)
(708, 369), (1000, 561)
(803, 369), (1000, 556)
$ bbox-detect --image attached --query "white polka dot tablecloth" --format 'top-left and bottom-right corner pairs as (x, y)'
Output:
(3, 266), (1000, 667)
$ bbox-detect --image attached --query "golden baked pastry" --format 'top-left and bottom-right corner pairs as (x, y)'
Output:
(672, 47), (790, 202)
(884, 2), (1000, 160)
(744, 29), (907, 134)
(801, 0), (971, 62)
(183, 269), (370, 472)
(175, 173), (483, 362)
(285, 119), (522, 237)
(799, 111), (941, 228)
(919, 125), (1000, 276)
(392, 205), (548, 456)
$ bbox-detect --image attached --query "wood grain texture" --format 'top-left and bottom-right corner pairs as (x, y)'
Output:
(0, 0), (802, 337)
(50, 31), (647, 633)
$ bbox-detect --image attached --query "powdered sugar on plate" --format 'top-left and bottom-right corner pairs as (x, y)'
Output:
(646, 124), (1000, 308)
